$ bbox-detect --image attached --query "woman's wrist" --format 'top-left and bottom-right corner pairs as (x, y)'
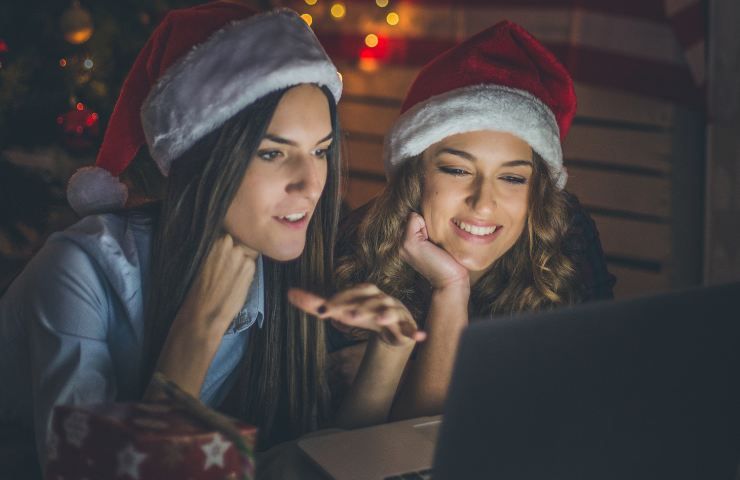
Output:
(173, 300), (234, 339)
(373, 331), (417, 351)
(431, 279), (471, 298)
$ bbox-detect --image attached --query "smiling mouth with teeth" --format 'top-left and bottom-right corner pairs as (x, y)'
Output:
(280, 212), (307, 222)
(453, 219), (499, 236)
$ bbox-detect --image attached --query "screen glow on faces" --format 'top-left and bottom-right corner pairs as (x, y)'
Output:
(223, 84), (332, 261)
(420, 130), (533, 283)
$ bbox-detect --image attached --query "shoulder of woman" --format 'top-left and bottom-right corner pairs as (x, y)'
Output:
(3, 213), (150, 337)
(562, 192), (599, 248)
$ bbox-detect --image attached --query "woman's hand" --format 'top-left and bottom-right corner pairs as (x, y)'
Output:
(151, 234), (257, 398)
(288, 284), (426, 347)
(400, 212), (469, 290)
(176, 233), (257, 334)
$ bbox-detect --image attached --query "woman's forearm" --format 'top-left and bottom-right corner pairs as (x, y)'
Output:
(390, 285), (469, 420)
(144, 309), (226, 400)
(335, 336), (414, 429)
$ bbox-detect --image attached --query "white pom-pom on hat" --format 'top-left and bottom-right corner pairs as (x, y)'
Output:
(67, 166), (128, 216)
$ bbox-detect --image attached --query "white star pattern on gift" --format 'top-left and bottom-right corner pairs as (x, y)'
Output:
(47, 432), (59, 461)
(116, 444), (147, 479)
(63, 411), (90, 448)
(201, 433), (232, 470)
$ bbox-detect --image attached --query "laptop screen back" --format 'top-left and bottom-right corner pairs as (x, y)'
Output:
(433, 282), (740, 480)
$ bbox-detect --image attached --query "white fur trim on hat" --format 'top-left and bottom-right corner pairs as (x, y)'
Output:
(141, 9), (342, 175)
(384, 84), (567, 189)
(67, 166), (129, 216)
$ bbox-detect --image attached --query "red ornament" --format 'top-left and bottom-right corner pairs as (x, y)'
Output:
(58, 105), (100, 151)
(0, 39), (8, 69)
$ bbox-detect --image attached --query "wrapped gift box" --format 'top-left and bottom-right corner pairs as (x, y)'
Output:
(45, 402), (256, 480)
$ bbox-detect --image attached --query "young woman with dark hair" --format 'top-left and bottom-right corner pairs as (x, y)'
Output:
(0, 5), (424, 472)
(306, 21), (616, 422)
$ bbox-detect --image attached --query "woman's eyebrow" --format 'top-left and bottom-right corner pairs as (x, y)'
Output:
(501, 159), (533, 168)
(436, 149), (532, 168)
(436, 147), (474, 161)
(262, 132), (333, 146)
(315, 132), (333, 145)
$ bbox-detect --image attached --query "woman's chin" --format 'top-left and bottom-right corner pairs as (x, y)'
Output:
(449, 252), (497, 275)
(263, 244), (306, 262)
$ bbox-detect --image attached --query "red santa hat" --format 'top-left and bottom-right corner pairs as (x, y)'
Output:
(384, 20), (576, 189)
(67, 3), (342, 216)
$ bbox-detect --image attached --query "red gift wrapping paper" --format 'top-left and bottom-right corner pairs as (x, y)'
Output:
(45, 402), (256, 480)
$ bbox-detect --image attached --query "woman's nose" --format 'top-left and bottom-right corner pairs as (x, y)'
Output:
(467, 178), (497, 214)
(286, 153), (326, 202)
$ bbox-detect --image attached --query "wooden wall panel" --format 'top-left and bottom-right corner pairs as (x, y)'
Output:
(342, 136), (384, 174)
(338, 102), (400, 137)
(592, 215), (671, 262)
(564, 125), (672, 173)
(574, 84), (676, 127)
(566, 167), (671, 218)
(610, 265), (670, 298)
(340, 66), (416, 101)
(343, 176), (384, 210)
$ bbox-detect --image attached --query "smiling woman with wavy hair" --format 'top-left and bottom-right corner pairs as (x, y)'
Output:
(336, 150), (579, 325)
(329, 20), (614, 420)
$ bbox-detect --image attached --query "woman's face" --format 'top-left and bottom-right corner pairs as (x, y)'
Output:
(420, 130), (533, 282)
(224, 84), (332, 261)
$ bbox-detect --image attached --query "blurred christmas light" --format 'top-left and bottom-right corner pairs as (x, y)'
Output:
(359, 57), (379, 72)
(58, 104), (100, 150)
(0, 39), (7, 70)
(376, 0), (389, 7)
(59, 58), (68, 67)
(386, 12), (400, 25)
(304, 0), (318, 5)
(83, 58), (93, 69)
(365, 34), (379, 48)
(84, 112), (98, 127)
(300, 13), (313, 26)
(60, 0), (94, 45)
(330, 3), (346, 18)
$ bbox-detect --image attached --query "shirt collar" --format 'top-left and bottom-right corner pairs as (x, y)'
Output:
(229, 254), (265, 334)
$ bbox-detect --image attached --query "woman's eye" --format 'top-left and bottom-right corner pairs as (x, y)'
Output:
(257, 150), (283, 161)
(313, 148), (329, 159)
(439, 166), (469, 176)
(501, 175), (527, 185)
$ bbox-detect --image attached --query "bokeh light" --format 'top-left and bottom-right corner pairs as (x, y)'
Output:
(330, 3), (346, 18)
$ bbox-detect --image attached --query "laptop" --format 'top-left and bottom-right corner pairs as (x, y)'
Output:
(299, 281), (740, 479)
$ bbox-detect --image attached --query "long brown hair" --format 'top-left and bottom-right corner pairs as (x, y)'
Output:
(140, 85), (341, 449)
(336, 151), (577, 324)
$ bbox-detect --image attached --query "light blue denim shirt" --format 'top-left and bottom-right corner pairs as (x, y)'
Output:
(0, 212), (264, 462)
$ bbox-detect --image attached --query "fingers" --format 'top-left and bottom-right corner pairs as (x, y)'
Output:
(288, 284), (380, 319)
(317, 283), (382, 320)
(288, 285), (426, 345)
(404, 212), (428, 242)
(326, 288), (424, 345)
(287, 288), (327, 316)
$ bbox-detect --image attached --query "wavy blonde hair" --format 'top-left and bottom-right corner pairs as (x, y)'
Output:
(336, 152), (579, 324)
